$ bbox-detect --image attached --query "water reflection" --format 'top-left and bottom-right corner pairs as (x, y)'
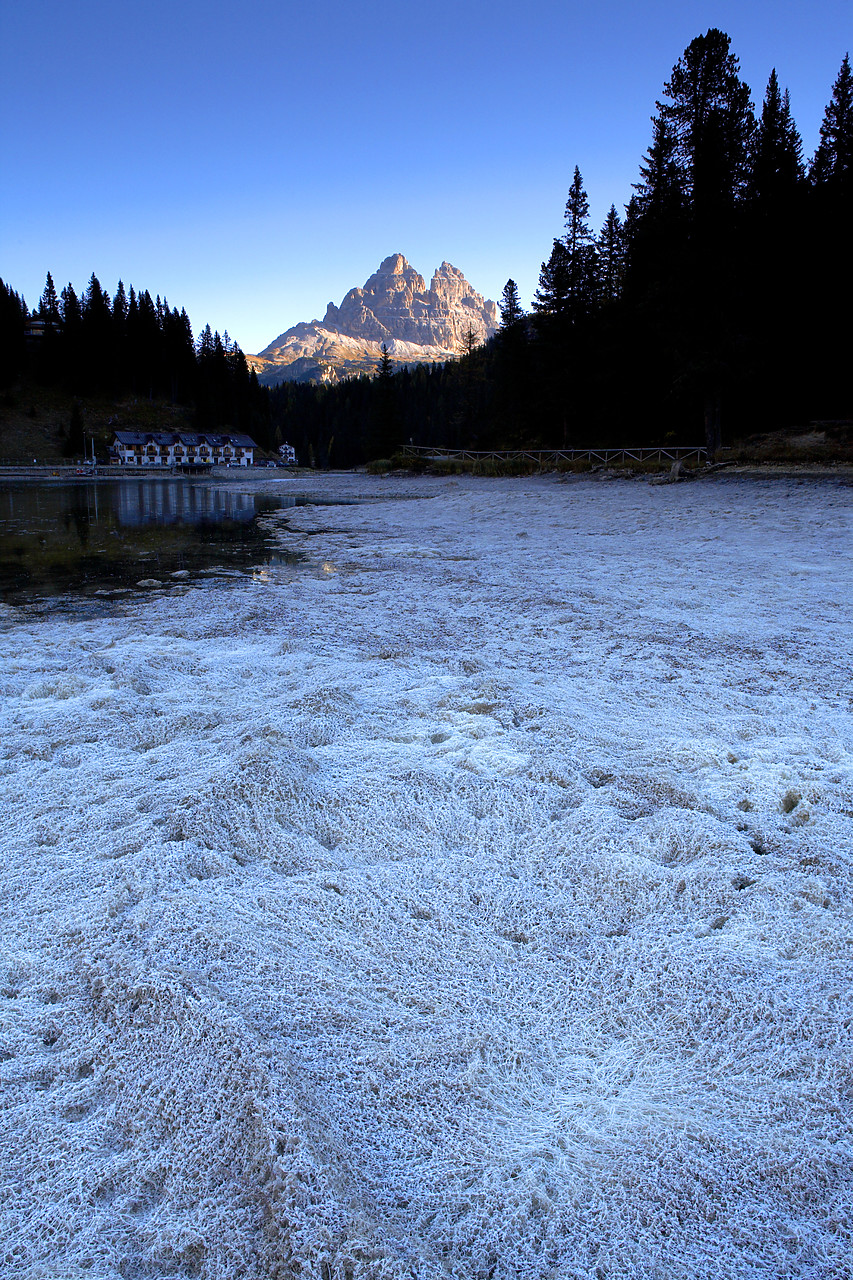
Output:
(0, 478), (304, 601)
(114, 480), (257, 527)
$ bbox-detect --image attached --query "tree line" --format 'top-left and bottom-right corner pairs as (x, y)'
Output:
(0, 271), (270, 450)
(2, 30), (850, 463)
(270, 31), (852, 461)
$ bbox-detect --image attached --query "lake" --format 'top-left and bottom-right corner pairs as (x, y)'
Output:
(0, 476), (313, 602)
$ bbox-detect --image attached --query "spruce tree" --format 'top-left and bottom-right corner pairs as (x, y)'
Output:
(377, 341), (393, 379)
(531, 240), (571, 320)
(495, 281), (530, 447)
(596, 206), (627, 302)
(36, 273), (63, 383)
(135, 290), (162, 399)
(751, 70), (804, 200)
(805, 53), (853, 422)
(112, 280), (128, 324)
(564, 167), (592, 259)
(634, 116), (686, 219)
(367, 343), (398, 459)
(657, 28), (755, 212)
(79, 274), (114, 389)
(498, 279), (524, 331)
(811, 53), (853, 189)
(111, 281), (129, 388)
(39, 273), (61, 325)
(563, 167), (597, 320)
(0, 280), (26, 387)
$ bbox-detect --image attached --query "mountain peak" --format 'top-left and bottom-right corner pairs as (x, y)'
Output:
(378, 253), (410, 274)
(252, 255), (498, 385)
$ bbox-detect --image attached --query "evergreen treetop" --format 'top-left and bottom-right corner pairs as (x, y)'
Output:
(498, 279), (524, 330)
(751, 69), (804, 198)
(657, 28), (755, 209)
(811, 53), (853, 187)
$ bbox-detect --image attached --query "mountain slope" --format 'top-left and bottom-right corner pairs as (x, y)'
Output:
(250, 254), (498, 385)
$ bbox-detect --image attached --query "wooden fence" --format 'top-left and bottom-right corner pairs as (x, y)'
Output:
(399, 445), (708, 468)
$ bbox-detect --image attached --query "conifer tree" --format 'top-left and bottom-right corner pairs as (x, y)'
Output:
(135, 290), (162, 399)
(811, 53), (853, 189)
(531, 239), (571, 320)
(498, 279), (524, 330)
(367, 343), (398, 458)
(60, 284), (82, 329)
(564, 166), (592, 259)
(39, 273), (61, 325)
(751, 70), (804, 199)
(657, 28), (755, 212)
(495, 281), (529, 446)
(112, 280), (128, 324)
(0, 279), (27, 387)
(596, 206), (627, 302)
(377, 341), (393, 379)
(634, 116), (686, 219)
(110, 280), (129, 387)
(563, 167), (598, 320)
(36, 273), (63, 382)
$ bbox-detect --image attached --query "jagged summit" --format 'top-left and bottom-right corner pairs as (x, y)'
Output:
(250, 255), (498, 385)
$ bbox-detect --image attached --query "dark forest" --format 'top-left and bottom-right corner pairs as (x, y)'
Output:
(2, 31), (850, 465)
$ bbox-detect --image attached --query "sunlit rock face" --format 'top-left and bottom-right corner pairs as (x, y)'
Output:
(250, 255), (499, 385)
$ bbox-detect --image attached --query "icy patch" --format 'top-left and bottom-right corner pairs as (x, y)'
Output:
(1, 474), (852, 1278)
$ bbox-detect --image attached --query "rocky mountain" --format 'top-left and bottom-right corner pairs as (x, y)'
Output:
(250, 254), (499, 385)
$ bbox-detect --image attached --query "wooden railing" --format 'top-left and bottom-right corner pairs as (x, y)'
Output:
(399, 445), (708, 468)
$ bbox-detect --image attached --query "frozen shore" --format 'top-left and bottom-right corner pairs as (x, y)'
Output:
(1, 473), (851, 1278)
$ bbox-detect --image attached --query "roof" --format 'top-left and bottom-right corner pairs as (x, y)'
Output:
(111, 431), (257, 448)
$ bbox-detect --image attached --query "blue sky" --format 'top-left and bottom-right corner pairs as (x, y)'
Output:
(1, 0), (849, 354)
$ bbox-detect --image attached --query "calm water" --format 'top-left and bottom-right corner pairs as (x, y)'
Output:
(0, 478), (312, 602)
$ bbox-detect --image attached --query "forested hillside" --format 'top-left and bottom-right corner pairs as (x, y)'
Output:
(268, 32), (851, 464)
(0, 276), (271, 459)
(2, 30), (850, 466)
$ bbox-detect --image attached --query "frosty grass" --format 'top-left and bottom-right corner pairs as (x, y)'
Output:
(1, 472), (851, 1279)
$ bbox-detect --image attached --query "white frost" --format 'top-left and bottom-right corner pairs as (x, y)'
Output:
(1, 473), (852, 1278)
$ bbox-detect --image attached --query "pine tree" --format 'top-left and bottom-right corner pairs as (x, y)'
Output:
(34, 273), (63, 383)
(0, 279), (27, 387)
(596, 206), (627, 302)
(564, 166), (592, 259)
(634, 115), (686, 219)
(135, 290), (162, 399)
(112, 280), (128, 324)
(495, 280), (529, 446)
(531, 239), (571, 319)
(751, 70), (804, 199)
(196, 323), (215, 361)
(60, 283), (81, 326)
(78, 273), (114, 389)
(563, 167), (598, 319)
(498, 279), (524, 330)
(376, 341), (393, 379)
(657, 28), (755, 212)
(811, 53), (853, 189)
(163, 306), (195, 403)
(39, 273), (61, 325)
(367, 343), (399, 458)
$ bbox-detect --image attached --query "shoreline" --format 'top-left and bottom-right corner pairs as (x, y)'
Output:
(2, 461), (853, 484)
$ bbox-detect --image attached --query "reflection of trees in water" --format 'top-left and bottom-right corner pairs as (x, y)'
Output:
(64, 504), (91, 548)
(2, 481), (304, 601)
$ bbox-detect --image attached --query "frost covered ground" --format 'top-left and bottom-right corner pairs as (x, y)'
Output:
(1, 472), (852, 1280)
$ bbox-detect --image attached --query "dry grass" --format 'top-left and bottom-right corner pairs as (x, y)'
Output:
(0, 386), (192, 463)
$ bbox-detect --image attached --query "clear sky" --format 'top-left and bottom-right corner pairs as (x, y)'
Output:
(1, 0), (849, 354)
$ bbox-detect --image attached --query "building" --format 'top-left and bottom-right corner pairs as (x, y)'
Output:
(109, 431), (257, 468)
